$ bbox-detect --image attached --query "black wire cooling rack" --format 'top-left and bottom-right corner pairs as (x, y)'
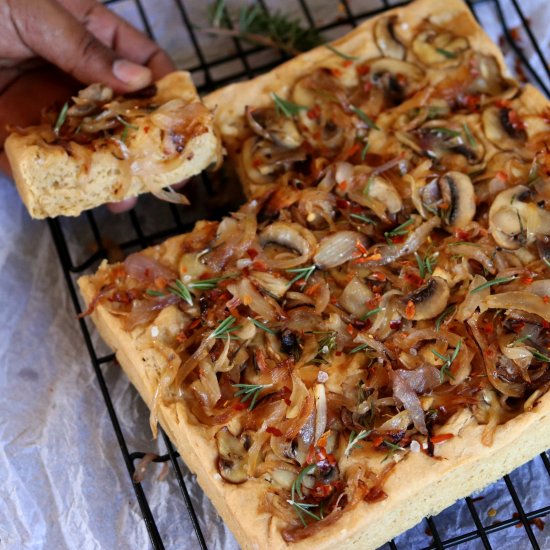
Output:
(47, 0), (550, 548)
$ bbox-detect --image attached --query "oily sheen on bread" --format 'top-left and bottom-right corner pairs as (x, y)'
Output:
(6, 71), (221, 218)
(79, 0), (550, 548)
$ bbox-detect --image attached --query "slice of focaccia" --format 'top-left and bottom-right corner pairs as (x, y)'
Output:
(79, 0), (550, 548)
(5, 71), (221, 218)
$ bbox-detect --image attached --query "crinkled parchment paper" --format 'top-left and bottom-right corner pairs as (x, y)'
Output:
(1, 1), (549, 549)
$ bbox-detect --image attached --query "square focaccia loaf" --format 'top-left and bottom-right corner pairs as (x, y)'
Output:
(5, 71), (221, 218)
(80, 0), (550, 548)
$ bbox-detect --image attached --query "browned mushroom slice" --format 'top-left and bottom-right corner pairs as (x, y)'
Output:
(411, 119), (485, 168)
(412, 28), (469, 68)
(420, 171), (476, 228)
(399, 276), (450, 321)
(369, 58), (425, 106)
(245, 106), (303, 149)
(482, 105), (527, 151)
(240, 136), (306, 185)
(374, 15), (405, 60)
(215, 427), (248, 484)
(489, 185), (550, 249)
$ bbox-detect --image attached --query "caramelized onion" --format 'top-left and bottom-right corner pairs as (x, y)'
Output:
(314, 231), (367, 269)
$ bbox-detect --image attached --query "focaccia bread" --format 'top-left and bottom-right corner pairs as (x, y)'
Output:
(5, 71), (222, 218)
(79, 0), (550, 548)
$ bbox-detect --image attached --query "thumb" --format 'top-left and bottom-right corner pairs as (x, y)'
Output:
(8, 0), (152, 92)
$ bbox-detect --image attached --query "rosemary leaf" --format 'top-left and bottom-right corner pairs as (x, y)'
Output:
(53, 102), (69, 136)
(325, 44), (358, 61)
(272, 92), (307, 117)
(350, 105), (380, 130)
(470, 276), (516, 294)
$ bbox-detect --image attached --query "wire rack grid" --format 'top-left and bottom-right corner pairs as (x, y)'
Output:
(48, 0), (550, 549)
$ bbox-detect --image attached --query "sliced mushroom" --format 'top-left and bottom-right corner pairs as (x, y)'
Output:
(482, 106), (527, 152)
(467, 54), (515, 97)
(215, 427), (248, 484)
(259, 221), (317, 269)
(314, 231), (367, 269)
(412, 119), (485, 167)
(369, 58), (425, 105)
(339, 277), (374, 318)
(374, 16), (405, 60)
(399, 276), (450, 321)
(412, 28), (469, 68)
(240, 136), (306, 185)
(420, 171), (475, 228)
(489, 185), (550, 249)
(245, 106), (303, 149)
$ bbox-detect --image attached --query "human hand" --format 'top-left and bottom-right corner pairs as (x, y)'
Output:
(0, 0), (176, 211)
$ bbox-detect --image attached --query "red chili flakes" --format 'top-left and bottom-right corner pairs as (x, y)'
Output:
(390, 319), (402, 330)
(143, 126), (150, 133)
(543, 296), (550, 304)
(342, 59), (353, 68)
(356, 64), (370, 76)
(508, 109), (526, 131)
(390, 235), (406, 244)
(344, 142), (360, 159)
(233, 402), (247, 411)
(336, 198), (350, 209)
(460, 93), (480, 112)
(307, 104), (321, 120)
(430, 433), (454, 444)
(337, 180), (348, 192)
(247, 248), (259, 260)
(371, 272), (386, 282)
(311, 483), (334, 499)
(346, 323), (355, 336)
(405, 300), (416, 320)
(485, 348), (495, 357)
(330, 68), (343, 77)
(481, 321), (494, 334)
(404, 272), (424, 288)
(495, 98), (511, 109)
(363, 81), (373, 94)
(372, 284), (385, 294)
(495, 170), (509, 182)
(520, 275), (534, 285)
(454, 228), (470, 240)
(372, 435), (385, 448)
(305, 282), (321, 296)
(252, 158), (263, 168)
(543, 320), (550, 329)
(266, 426), (282, 437)
(252, 260), (268, 272)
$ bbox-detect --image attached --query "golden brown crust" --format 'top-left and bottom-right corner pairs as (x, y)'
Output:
(79, 236), (550, 550)
(204, 0), (512, 199)
(6, 71), (222, 218)
(79, 0), (550, 548)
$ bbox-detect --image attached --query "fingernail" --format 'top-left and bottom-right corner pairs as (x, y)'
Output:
(112, 59), (152, 89)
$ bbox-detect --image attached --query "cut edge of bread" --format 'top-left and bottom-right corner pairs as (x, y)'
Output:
(6, 71), (222, 219)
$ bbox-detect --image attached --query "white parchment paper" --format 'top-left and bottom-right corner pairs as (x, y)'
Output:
(0, 1), (549, 549)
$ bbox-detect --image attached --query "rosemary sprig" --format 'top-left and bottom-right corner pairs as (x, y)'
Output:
(292, 464), (316, 500)
(414, 252), (436, 279)
(509, 335), (531, 347)
(532, 349), (550, 363)
(189, 274), (234, 290)
(249, 317), (276, 334)
(436, 47), (457, 59)
(384, 217), (414, 244)
(233, 382), (273, 410)
(145, 289), (166, 297)
(381, 440), (405, 462)
(463, 123), (476, 147)
(350, 343), (371, 354)
(435, 304), (456, 331)
(287, 500), (321, 525)
(168, 279), (194, 306)
(363, 175), (374, 196)
(344, 429), (371, 457)
(53, 102), (69, 136)
(209, 315), (241, 340)
(430, 126), (461, 138)
(116, 115), (139, 143)
(272, 92), (307, 117)
(431, 339), (462, 383)
(470, 276), (516, 294)
(325, 44), (358, 61)
(350, 213), (377, 226)
(360, 140), (369, 161)
(313, 331), (337, 355)
(286, 265), (316, 287)
(206, 1), (323, 55)
(349, 105), (380, 130)
(360, 307), (382, 321)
